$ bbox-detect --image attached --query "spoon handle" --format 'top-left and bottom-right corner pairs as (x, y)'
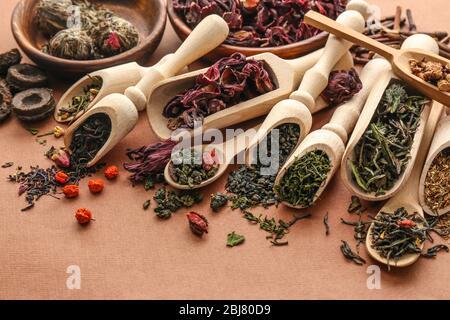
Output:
(289, 8), (366, 111)
(394, 102), (444, 204)
(304, 11), (398, 62)
(322, 58), (392, 143)
(125, 15), (229, 111)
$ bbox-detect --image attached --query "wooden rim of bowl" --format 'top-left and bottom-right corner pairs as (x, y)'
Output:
(10, 0), (167, 70)
(167, 0), (329, 56)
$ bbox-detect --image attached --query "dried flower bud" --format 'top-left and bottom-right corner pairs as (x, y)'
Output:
(321, 68), (362, 106)
(63, 184), (79, 198)
(55, 171), (69, 184)
(88, 179), (104, 193)
(104, 165), (119, 179)
(187, 211), (208, 236)
(75, 208), (93, 224)
(53, 126), (64, 138)
(50, 148), (70, 168)
(397, 219), (416, 228)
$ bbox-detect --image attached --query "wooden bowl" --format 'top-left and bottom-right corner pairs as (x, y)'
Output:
(11, 0), (167, 78)
(167, 0), (328, 61)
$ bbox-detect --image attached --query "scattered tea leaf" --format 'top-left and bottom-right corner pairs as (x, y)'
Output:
(340, 240), (366, 265)
(1, 162), (13, 168)
(227, 232), (245, 247)
(324, 212), (330, 236)
(143, 199), (151, 210)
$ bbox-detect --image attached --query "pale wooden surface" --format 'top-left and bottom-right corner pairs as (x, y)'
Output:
(304, 10), (450, 106)
(366, 103), (444, 267)
(1, 0), (450, 300)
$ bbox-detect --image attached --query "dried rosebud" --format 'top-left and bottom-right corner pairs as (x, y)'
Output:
(187, 211), (208, 236)
(320, 68), (363, 106)
(88, 179), (104, 193)
(242, 0), (260, 10)
(106, 32), (121, 50)
(55, 171), (69, 184)
(50, 149), (70, 168)
(63, 184), (79, 198)
(104, 165), (119, 179)
(202, 148), (219, 171)
(75, 208), (93, 225)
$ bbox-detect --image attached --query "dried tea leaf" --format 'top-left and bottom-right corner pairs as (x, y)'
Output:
(227, 231), (245, 247)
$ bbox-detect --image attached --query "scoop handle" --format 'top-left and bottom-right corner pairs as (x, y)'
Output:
(125, 15), (229, 111)
(304, 11), (398, 61)
(322, 58), (392, 143)
(289, 8), (366, 111)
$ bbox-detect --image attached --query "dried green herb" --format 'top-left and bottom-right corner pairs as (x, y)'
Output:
(226, 123), (300, 209)
(2, 162), (14, 168)
(46, 28), (94, 60)
(25, 127), (39, 135)
(227, 232), (245, 247)
(210, 192), (228, 212)
(421, 244), (449, 258)
(424, 148), (450, 213)
(242, 210), (310, 246)
(340, 240), (366, 265)
(350, 82), (428, 195)
(347, 195), (366, 214)
(143, 199), (151, 210)
(323, 212), (330, 236)
(274, 150), (331, 207)
(57, 75), (102, 122)
(169, 148), (219, 188)
(153, 186), (203, 219)
(370, 207), (428, 268)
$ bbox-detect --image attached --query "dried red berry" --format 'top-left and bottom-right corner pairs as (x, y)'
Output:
(55, 171), (69, 184)
(187, 211), (208, 236)
(75, 208), (93, 224)
(88, 179), (104, 193)
(397, 219), (416, 228)
(63, 184), (79, 198)
(104, 165), (119, 180)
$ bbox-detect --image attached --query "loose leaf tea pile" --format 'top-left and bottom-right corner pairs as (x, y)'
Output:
(275, 150), (331, 207)
(226, 123), (300, 209)
(153, 186), (203, 219)
(424, 148), (450, 213)
(173, 0), (346, 47)
(163, 53), (274, 130)
(37, 0), (139, 60)
(350, 82), (428, 195)
(169, 148), (220, 187)
(409, 58), (450, 92)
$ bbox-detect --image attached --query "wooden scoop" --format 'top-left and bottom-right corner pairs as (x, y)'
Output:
(148, 1), (368, 141)
(274, 57), (392, 209)
(304, 10), (450, 107)
(341, 34), (440, 201)
(419, 108), (450, 216)
(54, 54), (184, 123)
(366, 102), (444, 268)
(63, 15), (229, 167)
(164, 126), (260, 190)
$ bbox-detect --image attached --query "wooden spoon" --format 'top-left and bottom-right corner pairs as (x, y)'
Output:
(54, 54), (184, 123)
(274, 57), (392, 209)
(419, 108), (450, 216)
(63, 15), (230, 167)
(365, 102), (444, 268)
(341, 34), (440, 201)
(164, 126), (260, 190)
(304, 10), (450, 106)
(148, 1), (368, 141)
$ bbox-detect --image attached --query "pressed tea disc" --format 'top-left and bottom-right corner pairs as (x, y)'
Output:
(6, 64), (48, 92)
(0, 79), (12, 122)
(12, 88), (55, 122)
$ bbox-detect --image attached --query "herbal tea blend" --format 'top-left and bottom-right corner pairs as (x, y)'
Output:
(173, 0), (346, 47)
(370, 207), (428, 266)
(169, 148), (220, 187)
(350, 82), (429, 195)
(320, 68), (362, 106)
(226, 123), (300, 209)
(163, 53), (274, 130)
(274, 150), (331, 207)
(57, 75), (102, 122)
(36, 0), (139, 60)
(409, 58), (450, 92)
(210, 192), (229, 212)
(153, 186), (203, 219)
(424, 148), (450, 212)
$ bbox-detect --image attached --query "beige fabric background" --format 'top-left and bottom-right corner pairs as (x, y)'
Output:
(0, 0), (449, 300)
